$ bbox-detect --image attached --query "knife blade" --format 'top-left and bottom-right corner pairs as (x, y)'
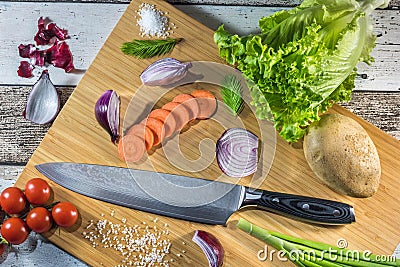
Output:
(36, 162), (355, 225)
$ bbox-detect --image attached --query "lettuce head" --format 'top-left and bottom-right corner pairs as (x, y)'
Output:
(214, 0), (389, 142)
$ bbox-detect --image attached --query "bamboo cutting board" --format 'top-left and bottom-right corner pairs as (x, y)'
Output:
(15, 1), (400, 266)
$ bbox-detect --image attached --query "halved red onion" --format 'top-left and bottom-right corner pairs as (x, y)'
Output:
(216, 128), (259, 178)
(23, 70), (60, 124)
(95, 90), (120, 144)
(192, 230), (224, 267)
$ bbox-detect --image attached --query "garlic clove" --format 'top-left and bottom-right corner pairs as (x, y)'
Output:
(24, 70), (60, 124)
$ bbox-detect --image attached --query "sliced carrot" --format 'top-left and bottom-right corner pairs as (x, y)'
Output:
(172, 94), (200, 121)
(141, 117), (165, 146)
(191, 89), (217, 119)
(126, 124), (154, 150)
(162, 102), (191, 131)
(148, 109), (177, 138)
(118, 135), (146, 163)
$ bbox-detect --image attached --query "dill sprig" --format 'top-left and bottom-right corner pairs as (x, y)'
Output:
(221, 74), (244, 115)
(121, 38), (181, 59)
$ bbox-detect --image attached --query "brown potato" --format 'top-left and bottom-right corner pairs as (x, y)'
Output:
(303, 114), (381, 198)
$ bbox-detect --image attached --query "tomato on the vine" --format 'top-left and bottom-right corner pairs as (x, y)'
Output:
(1, 217), (30, 245)
(0, 187), (27, 214)
(26, 207), (53, 233)
(52, 202), (78, 228)
(25, 178), (51, 205)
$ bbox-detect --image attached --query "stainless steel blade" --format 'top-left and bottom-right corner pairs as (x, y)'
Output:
(36, 162), (244, 225)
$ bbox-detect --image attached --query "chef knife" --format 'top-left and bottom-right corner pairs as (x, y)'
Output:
(36, 162), (355, 225)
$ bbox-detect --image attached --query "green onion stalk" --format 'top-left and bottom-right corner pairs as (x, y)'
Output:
(237, 218), (400, 267)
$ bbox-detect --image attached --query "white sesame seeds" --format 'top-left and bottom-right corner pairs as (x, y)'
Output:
(136, 3), (174, 38)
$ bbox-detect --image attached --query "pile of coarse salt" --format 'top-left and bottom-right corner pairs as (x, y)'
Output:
(136, 3), (173, 38)
(82, 212), (173, 267)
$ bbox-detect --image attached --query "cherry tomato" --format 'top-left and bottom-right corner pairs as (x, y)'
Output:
(0, 187), (27, 214)
(26, 207), (53, 233)
(52, 202), (78, 228)
(25, 178), (51, 205)
(1, 217), (29, 245)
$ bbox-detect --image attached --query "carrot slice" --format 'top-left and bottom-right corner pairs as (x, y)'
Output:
(118, 135), (146, 162)
(191, 89), (217, 119)
(173, 94), (200, 121)
(148, 109), (177, 138)
(141, 117), (165, 146)
(126, 124), (154, 150)
(162, 102), (191, 131)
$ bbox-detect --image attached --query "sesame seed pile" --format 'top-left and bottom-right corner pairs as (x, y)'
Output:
(82, 212), (172, 267)
(136, 3), (173, 38)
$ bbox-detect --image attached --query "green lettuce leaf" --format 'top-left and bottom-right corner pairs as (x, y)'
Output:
(214, 0), (384, 142)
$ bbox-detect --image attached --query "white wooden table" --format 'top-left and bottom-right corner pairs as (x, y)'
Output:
(0, 0), (399, 265)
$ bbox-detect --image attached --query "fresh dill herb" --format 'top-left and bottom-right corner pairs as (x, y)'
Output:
(221, 74), (244, 115)
(121, 38), (181, 59)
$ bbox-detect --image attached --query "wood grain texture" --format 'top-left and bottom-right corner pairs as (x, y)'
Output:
(10, 1), (400, 266)
(0, 86), (73, 163)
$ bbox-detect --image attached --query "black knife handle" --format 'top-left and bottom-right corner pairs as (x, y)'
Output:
(240, 188), (355, 225)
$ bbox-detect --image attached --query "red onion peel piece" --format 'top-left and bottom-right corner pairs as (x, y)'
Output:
(17, 61), (34, 78)
(216, 128), (259, 178)
(46, 41), (74, 72)
(34, 17), (68, 45)
(192, 230), (224, 267)
(95, 90), (120, 144)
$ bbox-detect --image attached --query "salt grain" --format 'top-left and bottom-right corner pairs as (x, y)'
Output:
(136, 3), (172, 38)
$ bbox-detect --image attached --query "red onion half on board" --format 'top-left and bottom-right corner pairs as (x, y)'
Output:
(216, 128), (259, 178)
(95, 90), (120, 144)
(192, 230), (224, 267)
(23, 70), (60, 124)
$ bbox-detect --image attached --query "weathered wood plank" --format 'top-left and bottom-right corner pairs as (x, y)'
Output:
(8, 0), (400, 9)
(0, 86), (73, 163)
(0, 86), (398, 164)
(0, 2), (127, 85)
(0, 3), (399, 91)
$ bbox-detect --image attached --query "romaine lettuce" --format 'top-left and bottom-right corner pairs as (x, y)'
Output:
(214, 0), (388, 142)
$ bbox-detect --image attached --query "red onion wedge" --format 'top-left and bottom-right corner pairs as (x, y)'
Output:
(192, 230), (224, 267)
(95, 90), (120, 144)
(140, 58), (192, 86)
(23, 70), (60, 124)
(216, 128), (259, 178)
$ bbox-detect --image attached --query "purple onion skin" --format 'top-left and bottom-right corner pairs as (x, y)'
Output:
(140, 58), (192, 86)
(193, 230), (224, 267)
(95, 90), (120, 144)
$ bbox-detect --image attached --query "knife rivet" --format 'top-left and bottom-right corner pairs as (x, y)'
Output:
(333, 210), (341, 216)
(272, 197), (279, 203)
(302, 204), (310, 210)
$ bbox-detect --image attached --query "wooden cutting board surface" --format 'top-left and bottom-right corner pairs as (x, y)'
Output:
(15, 1), (400, 266)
